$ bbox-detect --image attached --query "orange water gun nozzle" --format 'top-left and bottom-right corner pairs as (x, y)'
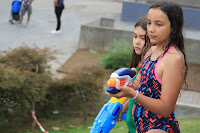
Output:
(107, 78), (117, 87)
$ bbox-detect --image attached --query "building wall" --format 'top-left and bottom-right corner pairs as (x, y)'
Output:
(121, 2), (200, 30)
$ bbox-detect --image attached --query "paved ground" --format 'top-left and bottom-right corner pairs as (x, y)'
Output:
(0, 0), (122, 73)
(0, 0), (199, 118)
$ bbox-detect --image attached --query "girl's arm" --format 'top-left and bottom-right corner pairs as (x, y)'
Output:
(118, 100), (129, 121)
(132, 69), (141, 88)
(110, 52), (185, 118)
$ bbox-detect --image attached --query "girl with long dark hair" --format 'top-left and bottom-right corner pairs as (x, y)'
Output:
(111, 1), (187, 133)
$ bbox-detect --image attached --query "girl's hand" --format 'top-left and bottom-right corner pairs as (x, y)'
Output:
(132, 82), (138, 90)
(118, 100), (129, 121)
(118, 106), (126, 121)
(109, 86), (132, 98)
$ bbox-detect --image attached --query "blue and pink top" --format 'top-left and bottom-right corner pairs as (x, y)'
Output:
(133, 46), (180, 133)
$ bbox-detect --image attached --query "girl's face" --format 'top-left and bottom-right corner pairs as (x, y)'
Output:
(133, 26), (146, 55)
(147, 8), (171, 45)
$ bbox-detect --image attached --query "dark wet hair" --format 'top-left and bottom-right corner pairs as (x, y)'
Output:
(130, 16), (148, 68)
(149, 1), (188, 89)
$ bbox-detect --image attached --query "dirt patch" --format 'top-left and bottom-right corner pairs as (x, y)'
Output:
(57, 49), (102, 75)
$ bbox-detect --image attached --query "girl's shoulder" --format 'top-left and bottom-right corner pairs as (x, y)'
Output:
(164, 47), (184, 63)
(161, 47), (185, 72)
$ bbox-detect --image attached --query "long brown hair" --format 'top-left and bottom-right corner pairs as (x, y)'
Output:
(130, 16), (148, 68)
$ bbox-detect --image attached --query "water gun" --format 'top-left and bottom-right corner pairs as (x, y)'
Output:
(90, 67), (137, 133)
(107, 67), (137, 94)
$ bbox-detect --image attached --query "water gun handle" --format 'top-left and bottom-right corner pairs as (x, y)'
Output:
(111, 112), (127, 131)
(107, 87), (119, 94)
(121, 112), (127, 121)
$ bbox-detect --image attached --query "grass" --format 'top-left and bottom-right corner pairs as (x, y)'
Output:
(22, 115), (129, 133)
(65, 118), (200, 133)
(13, 114), (200, 133)
(178, 118), (200, 133)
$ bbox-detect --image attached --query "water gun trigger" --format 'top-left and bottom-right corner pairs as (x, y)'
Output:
(107, 87), (120, 94)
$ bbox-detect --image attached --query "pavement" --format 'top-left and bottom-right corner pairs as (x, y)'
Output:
(0, 0), (199, 118)
(0, 0), (122, 73)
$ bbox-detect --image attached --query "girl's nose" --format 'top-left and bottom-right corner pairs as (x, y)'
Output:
(148, 24), (155, 33)
(135, 38), (140, 45)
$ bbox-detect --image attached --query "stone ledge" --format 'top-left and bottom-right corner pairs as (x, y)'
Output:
(175, 103), (200, 118)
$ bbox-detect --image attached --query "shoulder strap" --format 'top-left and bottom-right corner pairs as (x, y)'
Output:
(154, 46), (176, 84)
(151, 48), (157, 55)
(160, 46), (176, 60)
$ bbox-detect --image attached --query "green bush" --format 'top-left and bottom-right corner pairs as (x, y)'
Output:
(0, 66), (27, 130)
(100, 39), (132, 69)
(45, 66), (106, 120)
(0, 45), (56, 130)
(0, 45), (57, 73)
(0, 45), (107, 131)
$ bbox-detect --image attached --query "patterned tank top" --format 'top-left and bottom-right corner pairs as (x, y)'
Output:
(133, 46), (180, 133)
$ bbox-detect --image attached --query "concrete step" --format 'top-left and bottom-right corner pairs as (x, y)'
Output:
(176, 91), (200, 118)
(177, 91), (200, 107)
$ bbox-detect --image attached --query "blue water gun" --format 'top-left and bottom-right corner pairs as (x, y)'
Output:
(90, 67), (137, 133)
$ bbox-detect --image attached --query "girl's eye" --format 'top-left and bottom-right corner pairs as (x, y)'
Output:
(157, 23), (162, 27)
(141, 37), (145, 40)
(133, 35), (137, 38)
(147, 22), (151, 25)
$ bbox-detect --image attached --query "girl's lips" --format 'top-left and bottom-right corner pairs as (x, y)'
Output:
(149, 35), (156, 39)
(135, 47), (140, 50)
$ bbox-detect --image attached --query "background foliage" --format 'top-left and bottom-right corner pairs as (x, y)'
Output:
(0, 45), (56, 130)
(45, 66), (106, 118)
(100, 39), (132, 69)
(0, 45), (106, 132)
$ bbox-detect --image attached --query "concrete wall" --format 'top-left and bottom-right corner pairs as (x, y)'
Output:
(86, 18), (115, 27)
(121, 2), (200, 30)
(78, 18), (133, 52)
(186, 63), (200, 92)
(185, 39), (200, 64)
